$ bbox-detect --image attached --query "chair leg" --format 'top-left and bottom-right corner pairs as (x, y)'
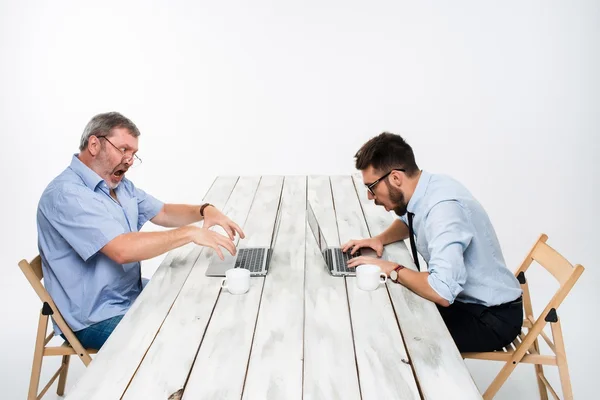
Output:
(57, 354), (71, 396)
(531, 338), (548, 400)
(483, 359), (520, 400)
(551, 319), (574, 400)
(28, 312), (48, 400)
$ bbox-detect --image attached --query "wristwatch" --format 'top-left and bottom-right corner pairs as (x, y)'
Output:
(390, 264), (405, 283)
(199, 203), (213, 217)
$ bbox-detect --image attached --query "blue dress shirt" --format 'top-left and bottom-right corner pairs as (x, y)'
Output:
(399, 171), (521, 306)
(37, 155), (163, 334)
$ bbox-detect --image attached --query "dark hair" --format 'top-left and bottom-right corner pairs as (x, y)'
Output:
(79, 112), (141, 151)
(354, 132), (419, 176)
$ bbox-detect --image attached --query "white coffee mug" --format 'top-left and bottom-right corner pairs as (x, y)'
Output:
(221, 268), (250, 295)
(356, 264), (387, 291)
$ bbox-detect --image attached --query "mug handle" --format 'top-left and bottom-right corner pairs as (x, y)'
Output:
(221, 278), (228, 289)
(380, 273), (387, 284)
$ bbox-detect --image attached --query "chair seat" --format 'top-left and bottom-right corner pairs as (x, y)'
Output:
(463, 330), (559, 367)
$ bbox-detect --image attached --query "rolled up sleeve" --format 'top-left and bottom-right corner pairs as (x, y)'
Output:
(39, 187), (125, 262)
(424, 200), (473, 304)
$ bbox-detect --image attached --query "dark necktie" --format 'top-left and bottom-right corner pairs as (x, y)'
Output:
(407, 212), (421, 271)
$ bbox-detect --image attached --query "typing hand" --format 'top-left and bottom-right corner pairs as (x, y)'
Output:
(346, 256), (397, 276)
(190, 226), (236, 260)
(341, 237), (384, 257)
(202, 206), (246, 241)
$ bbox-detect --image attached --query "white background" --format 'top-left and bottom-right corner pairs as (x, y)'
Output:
(1, 1), (598, 398)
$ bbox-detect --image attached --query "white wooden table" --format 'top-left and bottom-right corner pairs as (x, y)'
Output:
(67, 175), (482, 400)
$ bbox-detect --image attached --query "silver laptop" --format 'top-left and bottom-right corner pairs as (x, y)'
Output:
(306, 201), (360, 277)
(205, 200), (283, 277)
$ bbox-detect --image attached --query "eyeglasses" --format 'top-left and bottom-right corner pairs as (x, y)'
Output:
(365, 168), (405, 195)
(99, 136), (142, 167)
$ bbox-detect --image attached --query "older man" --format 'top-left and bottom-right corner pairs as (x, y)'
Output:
(37, 112), (244, 349)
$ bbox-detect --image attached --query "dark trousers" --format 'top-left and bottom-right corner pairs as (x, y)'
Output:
(437, 297), (523, 353)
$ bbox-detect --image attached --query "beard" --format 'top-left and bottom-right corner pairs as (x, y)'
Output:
(385, 180), (408, 216)
(98, 149), (128, 189)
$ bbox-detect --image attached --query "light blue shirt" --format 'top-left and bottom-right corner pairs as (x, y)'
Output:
(37, 155), (164, 334)
(399, 171), (521, 306)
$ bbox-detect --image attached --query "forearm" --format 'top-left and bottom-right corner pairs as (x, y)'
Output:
(102, 226), (194, 264)
(153, 204), (203, 227)
(396, 269), (450, 307)
(376, 219), (409, 245)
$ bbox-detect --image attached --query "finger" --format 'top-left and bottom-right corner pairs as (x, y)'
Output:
(231, 222), (246, 239)
(210, 244), (225, 260)
(347, 257), (362, 268)
(342, 241), (353, 252)
(347, 255), (362, 265)
(215, 235), (236, 256)
(351, 244), (360, 255)
(224, 224), (235, 241)
(232, 223), (245, 239)
(210, 231), (234, 249)
(377, 247), (383, 257)
(221, 242), (236, 257)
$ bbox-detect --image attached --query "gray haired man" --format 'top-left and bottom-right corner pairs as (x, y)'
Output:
(37, 112), (244, 349)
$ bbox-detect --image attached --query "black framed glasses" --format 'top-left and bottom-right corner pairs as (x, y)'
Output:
(365, 168), (405, 195)
(99, 136), (142, 167)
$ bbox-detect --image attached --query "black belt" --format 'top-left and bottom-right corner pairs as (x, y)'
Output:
(495, 296), (523, 309)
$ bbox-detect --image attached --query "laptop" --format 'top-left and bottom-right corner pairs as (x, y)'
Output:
(306, 201), (361, 276)
(205, 199), (283, 277)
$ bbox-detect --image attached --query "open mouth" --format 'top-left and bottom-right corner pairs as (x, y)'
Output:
(113, 168), (127, 178)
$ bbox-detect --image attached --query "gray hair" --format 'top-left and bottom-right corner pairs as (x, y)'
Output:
(79, 112), (141, 151)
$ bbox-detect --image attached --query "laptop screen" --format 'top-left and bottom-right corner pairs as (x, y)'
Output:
(307, 202), (328, 254)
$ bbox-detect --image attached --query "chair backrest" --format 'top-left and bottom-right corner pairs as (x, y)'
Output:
(19, 255), (92, 362)
(515, 234), (584, 328)
(19, 256), (54, 305)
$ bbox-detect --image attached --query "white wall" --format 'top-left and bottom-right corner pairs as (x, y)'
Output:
(1, 1), (598, 398)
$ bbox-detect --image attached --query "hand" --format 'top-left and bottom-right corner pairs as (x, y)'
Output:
(347, 256), (398, 276)
(341, 236), (384, 257)
(189, 226), (236, 260)
(202, 206), (246, 241)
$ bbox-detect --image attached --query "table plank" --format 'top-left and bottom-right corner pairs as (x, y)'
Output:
(351, 175), (482, 400)
(330, 175), (420, 400)
(303, 176), (361, 400)
(67, 176), (239, 400)
(183, 176), (284, 400)
(122, 176), (261, 399)
(242, 176), (306, 400)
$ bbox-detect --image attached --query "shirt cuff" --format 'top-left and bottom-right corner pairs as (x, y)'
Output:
(428, 273), (463, 305)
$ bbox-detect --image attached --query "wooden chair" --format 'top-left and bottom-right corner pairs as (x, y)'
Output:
(462, 234), (584, 399)
(20, 255), (98, 400)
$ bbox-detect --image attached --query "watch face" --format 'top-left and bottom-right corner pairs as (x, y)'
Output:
(390, 269), (398, 281)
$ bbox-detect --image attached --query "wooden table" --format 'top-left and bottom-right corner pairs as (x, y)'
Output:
(67, 175), (482, 400)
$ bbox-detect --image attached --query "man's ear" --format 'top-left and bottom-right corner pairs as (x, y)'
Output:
(390, 170), (403, 186)
(88, 135), (101, 156)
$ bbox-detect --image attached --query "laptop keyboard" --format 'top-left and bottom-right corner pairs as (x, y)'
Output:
(333, 249), (361, 273)
(234, 248), (265, 273)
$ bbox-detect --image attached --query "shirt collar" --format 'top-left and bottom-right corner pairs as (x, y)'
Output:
(406, 170), (431, 214)
(69, 154), (104, 190)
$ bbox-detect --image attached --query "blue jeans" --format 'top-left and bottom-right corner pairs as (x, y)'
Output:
(63, 314), (124, 350)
